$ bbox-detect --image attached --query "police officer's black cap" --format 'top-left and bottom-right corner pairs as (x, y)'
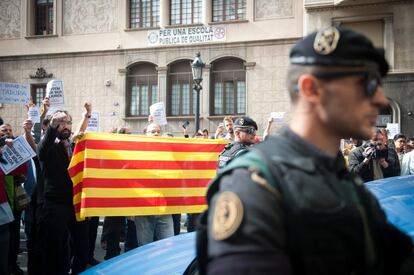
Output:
(290, 27), (389, 77)
(234, 117), (258, 130)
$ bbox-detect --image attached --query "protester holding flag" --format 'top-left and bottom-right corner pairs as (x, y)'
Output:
(134, 123), (175, 246)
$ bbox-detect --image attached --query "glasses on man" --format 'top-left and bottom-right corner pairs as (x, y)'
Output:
(238, 127), (256, 135)
(312, 71), (382, 97)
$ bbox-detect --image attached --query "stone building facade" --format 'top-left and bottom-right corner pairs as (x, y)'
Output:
(0, 0), (413, 137)
(305, 0), (414, 136)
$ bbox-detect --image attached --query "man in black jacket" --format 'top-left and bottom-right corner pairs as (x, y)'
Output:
(349, 129), (400, 182)
(35, 108), (91, 275)
(199, 27), (413, 275)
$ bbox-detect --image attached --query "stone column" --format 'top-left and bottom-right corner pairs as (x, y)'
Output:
(244, 62), (256, 115)
(157, 66), (168, 105)
(160, 0), (170, 28)
(384, 16), (394, 70)
(201, 64), (211, 127)
(55, 0), (62, 35)
(202, 0), (212, 25)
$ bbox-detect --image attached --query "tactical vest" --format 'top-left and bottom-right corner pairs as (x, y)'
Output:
(217, 142), (248, 169)
(197, 134), (403, 275)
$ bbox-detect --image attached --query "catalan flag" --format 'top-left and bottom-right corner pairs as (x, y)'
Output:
(68, 132), (227, 221)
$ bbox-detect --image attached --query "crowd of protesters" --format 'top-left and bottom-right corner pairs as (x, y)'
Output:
(0, 96), (263, 275)
(0, 93), (413, 274)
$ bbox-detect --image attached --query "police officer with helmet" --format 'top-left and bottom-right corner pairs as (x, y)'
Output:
(197, 27), (413, 274)
(217, 117), (258, 169)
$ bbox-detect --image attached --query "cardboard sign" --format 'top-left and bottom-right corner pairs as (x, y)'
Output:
(150, 102), (168, 126)
(0, 82), (30, 105)
(0, 136), (36, 174)
(28, 105), (41, 124)
(85, 111), (100, 132)
(46, 80), (64, 106)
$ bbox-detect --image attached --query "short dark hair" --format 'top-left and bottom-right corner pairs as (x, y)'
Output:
(393, 134), (406, 141)
(286, 65), (331, 103)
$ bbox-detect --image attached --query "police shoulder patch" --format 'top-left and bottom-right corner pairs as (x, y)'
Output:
(313, 26), (340, 55)
(212, 191), (244, 241)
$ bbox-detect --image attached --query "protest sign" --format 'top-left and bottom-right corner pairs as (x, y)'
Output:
(45, 105), (60, 116)
(0, 136), (36, 174)
(85, 111), (100, 132)
(46, 80), (64, 106)
(386, 123), (400, 139)
(0, 82), (30, 105)
(270, 112), (286, 123)
(150, 102), (168, 126)
(28, 105), (41, 124)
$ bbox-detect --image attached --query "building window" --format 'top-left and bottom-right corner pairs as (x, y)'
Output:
(168, 60), (196, 116)
(340, 20), (384, 48)
(170, 0), (202, 25)
(35, 0), (54, 35)
(211, 58), (246, 115)
(130, 0), (160, 28)
(127, 63), (158, 116)
(31, 84), (46, 106)
(212, 0), (246, 22)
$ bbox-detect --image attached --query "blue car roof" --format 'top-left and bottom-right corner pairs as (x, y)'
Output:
(365, 175), (414, 240)
(82, 232), (196, 275)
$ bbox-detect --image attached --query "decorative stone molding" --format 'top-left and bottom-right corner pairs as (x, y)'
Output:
(118, 68), (127, 75)
(255, 0), (294, 20)
(244, 62), (256, 70)
(0, 0), (21, 39)
(156, 66), (168, 72)
(63, 0), (118, 35)
(29, 68), (53, 79)
(306, 0), (408, 12)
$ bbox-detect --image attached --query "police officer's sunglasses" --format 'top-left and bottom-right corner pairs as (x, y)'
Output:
(312, 71), (382, 97)
(238, 127), (256, 135)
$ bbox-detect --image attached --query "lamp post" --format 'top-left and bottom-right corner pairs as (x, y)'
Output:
(191, 52), (204, 132)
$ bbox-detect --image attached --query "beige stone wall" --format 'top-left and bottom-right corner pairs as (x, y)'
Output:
(0, 40), (294, 138)
(0, 0), (303, 56)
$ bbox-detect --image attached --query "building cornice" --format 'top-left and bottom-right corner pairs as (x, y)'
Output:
(384, 71), (414, 83)
(306, 0), (410, 13)
(0, 37), (301, 62)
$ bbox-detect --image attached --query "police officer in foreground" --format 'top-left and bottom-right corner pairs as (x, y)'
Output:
(198, 27), (413, 275)
(217, 117), (258, 169)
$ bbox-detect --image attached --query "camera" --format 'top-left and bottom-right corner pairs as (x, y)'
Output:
(369, 143), (388, 159)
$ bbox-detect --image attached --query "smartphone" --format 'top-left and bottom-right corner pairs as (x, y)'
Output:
(182, 121), (190, 129)
(218, 123), (224, 128)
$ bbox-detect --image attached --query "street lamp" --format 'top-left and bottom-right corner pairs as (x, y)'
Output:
(191, 52), (204, 132)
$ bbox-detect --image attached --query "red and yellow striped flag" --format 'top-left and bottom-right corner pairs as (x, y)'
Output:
(68, 132), (227, 221)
